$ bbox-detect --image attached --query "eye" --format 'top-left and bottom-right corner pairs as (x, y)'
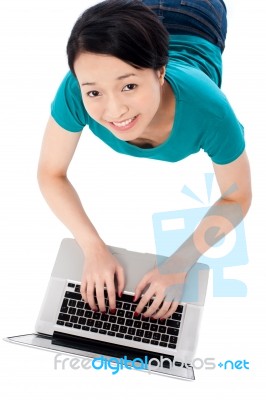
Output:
(123, 84), (137, 92)
(87, 90), (101, 98)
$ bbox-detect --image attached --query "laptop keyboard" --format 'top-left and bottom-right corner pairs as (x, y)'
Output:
(56, 282), (183, 350)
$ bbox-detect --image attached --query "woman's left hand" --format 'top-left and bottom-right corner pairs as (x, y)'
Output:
(133, 267), (187, 319)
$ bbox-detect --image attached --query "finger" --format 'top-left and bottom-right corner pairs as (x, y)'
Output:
(159, 301), (179, 320)
(80, 277), (88, 303)
(86, 281), (98, 311)
(105, 277), (117, 313)
(151, 299), (173, 319)
(135, 286), (155, 315)
(142, 294), (165, 318)
(95, 280), (106, 313)
(134, 271), (153, 302)
(116, 264), (125, 297)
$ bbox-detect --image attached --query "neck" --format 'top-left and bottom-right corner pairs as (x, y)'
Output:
(129, 80), (176, 148)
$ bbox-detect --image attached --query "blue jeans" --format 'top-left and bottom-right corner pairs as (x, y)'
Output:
(142, 0), (227, 52)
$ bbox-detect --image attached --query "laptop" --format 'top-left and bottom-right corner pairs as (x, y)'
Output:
(4, 238), (209, 380)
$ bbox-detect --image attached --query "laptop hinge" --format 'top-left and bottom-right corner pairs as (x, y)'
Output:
(52, 330), (174, 363)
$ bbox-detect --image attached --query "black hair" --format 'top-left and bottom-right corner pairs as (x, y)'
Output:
(67, 0), (169, 76)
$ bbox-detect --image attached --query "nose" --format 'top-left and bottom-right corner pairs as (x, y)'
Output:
(104, 96), (129, 122)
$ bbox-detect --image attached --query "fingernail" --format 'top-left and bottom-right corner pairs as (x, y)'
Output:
(134, 312), (139, 317)
(160, 318), (165, 321)
(110, 309), (116, 314)
(141, 315), (148, 320)
(133, 296), (138, 302)
(119, 292), (123, 298)
(150, 317), (156, 321)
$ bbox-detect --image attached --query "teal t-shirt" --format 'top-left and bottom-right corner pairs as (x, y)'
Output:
(51, 35), (245, 165)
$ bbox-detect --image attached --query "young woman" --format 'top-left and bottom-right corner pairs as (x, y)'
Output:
(38, 0), (252, 319)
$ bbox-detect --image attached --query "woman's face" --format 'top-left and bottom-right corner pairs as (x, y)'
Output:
(74, 52), (165, 142)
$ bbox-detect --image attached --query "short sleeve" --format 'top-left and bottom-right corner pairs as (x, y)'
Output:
(202, 103), (246, 165)
(51, 71), (88, 133)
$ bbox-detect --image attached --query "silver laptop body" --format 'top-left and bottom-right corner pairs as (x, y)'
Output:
(4, 238), (209, 380)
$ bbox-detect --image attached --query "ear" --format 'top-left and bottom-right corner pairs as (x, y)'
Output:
(157, 66), (166, 85)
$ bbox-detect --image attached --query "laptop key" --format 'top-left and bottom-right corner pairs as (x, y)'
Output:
(153, 333), (161, 341)
(119, 326), (127, 333)
(150, 340), (159, 346)
(117, 310), (125, 317)
(116, 333), (124, 338)
(123, 303), (131, 310)
(111, 324), (119, 332)
(56, 320), (64, 325)
(166, 320), (179, 328)
(161, 334), (169, 342)
(171, 313), (182, 321)
(136, 329), (144, 337)
(128, 328), (136, 335)
(159, 342), (167, 347)
(125, 319), (133, 327)
(90, 328), (98, 333)
(86, 319), (94, 327)
(82, 326), (90, 331)
(99, 329), (107, 335)
(169, 336), (178, 344)
(76, 309), (85, 317)
(62, 298), (68, 307)
(68, 307), (76, 315)
(177, 305), (184, 313)
(144, 331), (152, 338)
(125, 311), (133, 319)
(121, 293), (134, 303)
(79, 317), (86, 325)
(65, 291), (82, 301)
(73, 324), (81, 329)
(167, 327), (179, 336)
(107, 331), (115, 336)
(77, 301), (84, 309)
(142, 338), (150, 344)
(70, 316), (78, 323)
(133, 337), (141, 342)
(109, 316), (117, 323)
(95, 321), (103, 328)
(101, 314), (109, 321)
(85, 311), (92, 318)
(60, 306), (68, 313)
(69, 300), (76, 307)
(117, 317), (125, 325)
(67, 283), (75, 288)
(168, 344), (177, 349)
(74, 285), (81, 293)
(142, 322), (150, 330)
(103, 322), (111, 330)
(125, 335), (133, 340)
(150, 324), (158, 332)
(65, 322), (73, 328)
(133, 321), (141, 328)
(58, 313), (70, 322)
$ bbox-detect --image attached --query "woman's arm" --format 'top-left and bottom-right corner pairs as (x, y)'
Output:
(134, 150), (252, 319)
(38, 116), (125, 311)
(37, 116), (101, 250)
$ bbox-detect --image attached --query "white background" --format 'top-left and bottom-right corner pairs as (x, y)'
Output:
(0, 0), (265, 398)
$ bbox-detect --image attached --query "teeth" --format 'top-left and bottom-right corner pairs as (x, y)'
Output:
(112, 117), (135, 127)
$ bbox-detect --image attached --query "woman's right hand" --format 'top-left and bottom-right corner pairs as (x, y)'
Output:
(80, 240), (125, 313)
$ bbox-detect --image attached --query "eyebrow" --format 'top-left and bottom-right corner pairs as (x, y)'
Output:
(81, 73), (137, 86)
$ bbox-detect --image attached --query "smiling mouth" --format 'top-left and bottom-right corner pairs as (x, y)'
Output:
(111, 116), (137, 128)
